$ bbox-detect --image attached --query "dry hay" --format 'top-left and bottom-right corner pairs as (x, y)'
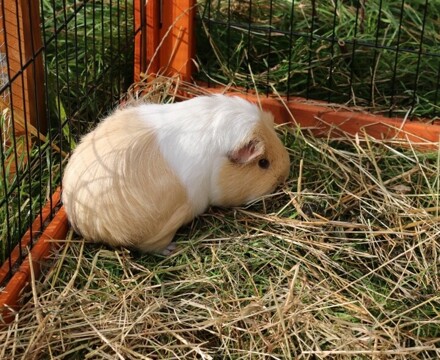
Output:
(0, 77), (439, 359)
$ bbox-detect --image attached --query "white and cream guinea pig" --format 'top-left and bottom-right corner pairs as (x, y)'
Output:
(62, 95), (290, 254)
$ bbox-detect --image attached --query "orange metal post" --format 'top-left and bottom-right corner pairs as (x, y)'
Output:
(1, 0), (46, 133)
(133, 0), (144, 81)
(1, 0), (46, 176)
(146, 0), (161, 76)
(159, 0), (196, 81)
(134, 0), (196, 81)
(134, 0), (162, 81)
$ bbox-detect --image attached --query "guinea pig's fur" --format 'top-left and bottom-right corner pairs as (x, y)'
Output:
(62, 95), (290, 253)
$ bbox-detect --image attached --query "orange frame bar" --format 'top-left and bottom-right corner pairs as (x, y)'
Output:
(134, 0), (161, 81)
(2, 0), (46, 132)
(134, 0), (196, 81)
(0, 189), (63, 285)
(159, 0), (196, 81)
(0, 192), (68, 323)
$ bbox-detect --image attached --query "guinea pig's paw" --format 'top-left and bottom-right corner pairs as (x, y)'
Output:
(160, 242), (177, 256)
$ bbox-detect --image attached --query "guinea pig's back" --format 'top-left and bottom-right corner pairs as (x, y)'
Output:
(62, 106), (193, 251)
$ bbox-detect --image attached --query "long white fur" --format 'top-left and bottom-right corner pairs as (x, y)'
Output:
(134, 95), (268, 213)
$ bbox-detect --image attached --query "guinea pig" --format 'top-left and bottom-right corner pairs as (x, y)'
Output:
(61, 95), (290, 254)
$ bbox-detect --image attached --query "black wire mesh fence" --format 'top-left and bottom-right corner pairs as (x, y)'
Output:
(0, 0), (136, 282)
(196, 0), (440, 120)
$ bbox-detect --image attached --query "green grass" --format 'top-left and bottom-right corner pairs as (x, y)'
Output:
(196, 0), (440, 119)
(0, 81), (438, 358)
(41, 0), (134, 138)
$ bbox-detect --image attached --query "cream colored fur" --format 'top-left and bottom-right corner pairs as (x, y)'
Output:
(62, 107), (192, 251)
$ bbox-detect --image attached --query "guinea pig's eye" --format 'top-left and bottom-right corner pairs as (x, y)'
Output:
(258, 158), (270, 169)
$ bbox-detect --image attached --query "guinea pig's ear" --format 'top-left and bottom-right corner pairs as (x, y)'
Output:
(228, 138), (265, 165)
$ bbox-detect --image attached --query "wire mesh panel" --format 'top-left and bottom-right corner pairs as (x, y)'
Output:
(0, 0), (137, 284)
(196, 0), (440, 120)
